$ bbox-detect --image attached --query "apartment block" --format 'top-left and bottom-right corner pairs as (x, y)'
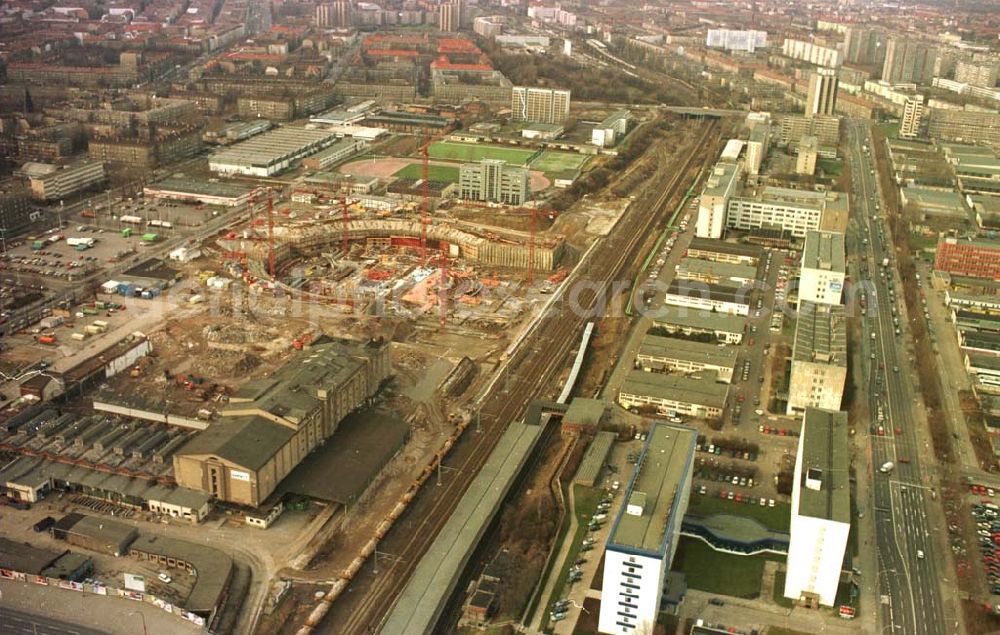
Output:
(806, 68), (838, 117)
(900, 97), (926, 139)
(882, 39), (936, 84)
(510, 86), (571, 124)
(459, 159), (529, 205)
(598, 423), (696, 635)
(695, 161), (742, 239)
(746, 124), (769, 176)
(955, 60), (998, 89)
(784, 408), (851, 607)
(28, 161), (106, 201)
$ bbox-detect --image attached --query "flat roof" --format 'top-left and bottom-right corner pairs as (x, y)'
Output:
(802, 230), (846, 273)
(380, 420), (544, 634)
(687, 237), (763, 259)
(608, 422), (696, 555)
(0, 536), (63, 573)
(638, 334), (738, 367)
(797, 408), (850, 523)
(651, 305), (747, 334)
(60, 514), (137, 551)
(901, 186), (965, 213)
(620, 369), (729, 408)
(598, 109), (630, 127)
(575, 431), (616, 486)
(666, 279), (750, 305)
(210, 127), (341, 168)
(563, 397), (606, 426)
(146, 177), (256, 199)
(792, 302), (847, 366)
(675, 257), (758, 285)
(702, 161), (741, 198)
(128, 534), (233, 614)
(969, 354), (1000, 371)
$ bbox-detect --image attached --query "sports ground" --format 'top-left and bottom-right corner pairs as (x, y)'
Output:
(427, 142), (537, 165)
(338, 142), (589, 192)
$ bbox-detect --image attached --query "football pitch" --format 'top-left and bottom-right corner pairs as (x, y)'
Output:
(427, 142), (536, 165)
(393, 163), (461, 183)
(529, 151), (589, 175)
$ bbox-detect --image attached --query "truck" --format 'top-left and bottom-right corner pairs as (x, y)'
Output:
(120, 215), (143, 225)
(880, 461), (894, 474)
(31, 240), (45, 251)
(66, 237), (95, 248)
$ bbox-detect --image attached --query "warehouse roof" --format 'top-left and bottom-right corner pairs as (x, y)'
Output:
(900, 186), (966, 215)
(638, 334), (738, 367)
(687, 237), (762, 260)
(792, 302), (846, 366)
(128, 534), (233, 614)
(797, 408), (850, 523)
(210, 127), (341, 169)
(608, 422), (696, 555)
(173, 415), (294, 471)
(304, 137), (362, 162)
(652, 305), (746, 335)
(574, 431), (616, 486)
(969, 354), (1000, 372)
(0, 536), (63, 573)
(57, 514), (138, 555)
(598, 109), (630, 128)
(620, 369), (729, 408)
(146, 176), (256, 199)
(665, 279), (750, 305)
(802, 230), (845, 273)
(675, 257), (758, 286)
(226, 340), (377, 427)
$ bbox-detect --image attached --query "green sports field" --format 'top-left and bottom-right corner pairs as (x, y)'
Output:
(393, 163), (460, 183)
(529, 150), (588, 175)
(427, 142), (536, 165)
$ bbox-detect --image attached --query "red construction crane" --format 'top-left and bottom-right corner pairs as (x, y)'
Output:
(267, 191), (276, 278)
(341, 195), (350, 257)
(420, 142), (430, 264)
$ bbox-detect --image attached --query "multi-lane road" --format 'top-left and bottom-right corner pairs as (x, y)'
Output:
(847, 119), (949, 635)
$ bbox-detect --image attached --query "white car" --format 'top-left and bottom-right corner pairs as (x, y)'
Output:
(158, 572), (172, 584)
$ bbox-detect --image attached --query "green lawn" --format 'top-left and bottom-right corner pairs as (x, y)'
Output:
(427, 141), (536, 165)
(772, 571), (796, 608)
(529, 150), (588, 175)
(817, 158), (843, 177)
(686, 493), (791, 532)
(672, 536), (779, 598)
(393, 163), (460, 183)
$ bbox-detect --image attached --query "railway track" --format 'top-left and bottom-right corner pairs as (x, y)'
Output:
(321, 119), (719, 635)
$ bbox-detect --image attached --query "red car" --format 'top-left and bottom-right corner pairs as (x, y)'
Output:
(894, 426), (902, 435)
(738, 394), (745, 403)
(899, 457), (910, 464)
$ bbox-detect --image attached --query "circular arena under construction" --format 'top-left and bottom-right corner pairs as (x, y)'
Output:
(217, 216), (568, 316)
